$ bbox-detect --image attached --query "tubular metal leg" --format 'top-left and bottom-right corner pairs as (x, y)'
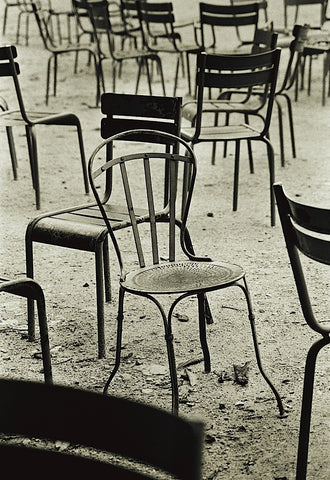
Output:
(95, 243), (105, 359)
(197, 293), (211, 372)
(296, 336), (330, 480)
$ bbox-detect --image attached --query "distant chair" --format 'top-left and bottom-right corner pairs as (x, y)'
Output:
(31, 1), (104, 106)
(0, 278), (52, 384)
(283, 0), (328, 31)
(274, 183), (330, 480)
(0, 378), (203, 480)
(181, 49), (281, 226)
(0, 44), (89, 210)
(230, 0), (269, 45)
(2, 0), (20, 36)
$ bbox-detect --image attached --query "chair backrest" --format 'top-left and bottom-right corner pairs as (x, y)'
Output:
(193, 48), (281, 140)
(0, 378), (203, 480)
(251, 27), (278, 53)
(199, 2), (259, 50)
(137, 1), (179, 49)
(276, 24), (309, 94)
(0, 44), (29, 122)
(274, 183), (330, 336)
(88, 129), (198, 273)
(31, 1), (57, 50)
(283, 0), (328, 30)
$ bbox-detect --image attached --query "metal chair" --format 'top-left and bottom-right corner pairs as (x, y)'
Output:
(0, 378), (203, 480)
(283, 0), (328, 31)
(0, 95), (17, 181)
(195, 2), (260, 53)
(88, 128), (284, 416)
(181, 49), (281, 226)
(2, 0), (20, 36)
(72, 0), (166, 95)
(0, 277), (52, 384)
(230, 0), (269, 45)
(274, 183), (330, 480)
(31, 1), (104, 106)
(136, 1), (202, 95)
(0, 44), (89, 210)
(25, 93), (182, 360)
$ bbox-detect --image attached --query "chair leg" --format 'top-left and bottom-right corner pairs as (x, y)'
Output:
(25, 232), (36, 342)
(25, 125), (40, 210)
(244, 114), (254, 173)
(46, 55), (52, 105)
(6, 126), (18, 180)
(144, 58), (153, 96)
(75, 120), (89, 194)
(237, 278), (285, 417)
(261, 137), (275, 226)
(282, 93), (296, 159)
(197, 293), (211, 372)
(103, 236), (111, 303)
(34, 282), (53, 385)
(173, 56), (180, 96)
(103, 287), (125, 394)
(185, 51), (192, 95)
(296, 336), (330, 480)
(211, 112), (219, 165)
(135, 58), (143, 94)
(154, 56), (166, 96)
(275, 98), (285, 167)
(233, 140), (240, 212)
(53, 54), (58, 98)
(2, 4), (8, 35)
(95, 243), (105, 359)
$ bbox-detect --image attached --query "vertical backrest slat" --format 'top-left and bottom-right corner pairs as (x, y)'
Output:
(120, 161), (145, 268)
(144, 155), (159, 265)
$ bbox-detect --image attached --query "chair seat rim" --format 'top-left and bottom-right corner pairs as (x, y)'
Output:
(122, 260), (245, 294)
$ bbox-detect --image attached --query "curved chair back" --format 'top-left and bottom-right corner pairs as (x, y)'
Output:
(0, 378), (203, 480)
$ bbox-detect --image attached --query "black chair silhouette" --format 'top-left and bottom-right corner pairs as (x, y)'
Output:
(196, 2), (260, 53)
(181, 49), (281, 226)
(25, 93), (182, 360)
(31, 1), (103, 106)
(0, 44), (89, 210)
(0, 378), (203, 480)
(136, 1), (202, 95)
(0, 277), (52, 384)
(274, 183), (330, 480)
(88, 128), (284, 416)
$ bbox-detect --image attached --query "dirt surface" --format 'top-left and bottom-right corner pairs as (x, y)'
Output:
(0, 1), (330, 479)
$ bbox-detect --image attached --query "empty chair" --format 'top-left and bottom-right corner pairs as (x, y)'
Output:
(31, 1), (103, 106)
(283, 0), (328, 31)
(136, 1), (202, 95)
(0, 378), (203, 480)
(274, 183), (330, 480)
(0, 277), (52, 384)
(196, 2), (260, 53)
(2, 0), (20, 36)
(181, 49), (281, 226)
(0, 44), (89, 210)
(230, 0), (269, 45)
(88, 128), (284, 415)
(72, 0), (166, 95)
(25, 93), (182, 360)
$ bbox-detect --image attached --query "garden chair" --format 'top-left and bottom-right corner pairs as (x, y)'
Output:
(25, 93), (182, 360)
(181, 49), (281, 227)
(88, 128), (284, 416)
(2, 0), (20, 36)
(274, 183), (330, 480)
(0, 96), (17, 181)
(0, 277), (52, 384)
(0, 378), (203, 480)
(283, 0), (328, 31)
(73, 0), (166, 95)
(31, 1), (104, 106)
(195, 2), (260, 53)
(230, 0), (269, 45)
(0, 44), (89, 210)
(136, 1), (202, 95)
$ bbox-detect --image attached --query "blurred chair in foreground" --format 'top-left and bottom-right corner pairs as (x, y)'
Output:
(0, 378), (203, 480)
(0, 277), (52, 384)
(274, 183), (330, 480)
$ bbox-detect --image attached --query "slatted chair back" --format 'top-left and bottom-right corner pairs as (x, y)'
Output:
(274, 183), (330, 336)
(100, 92), (182, 205)
(0, 378), (203, 480)
(137, 1), (180, 48)
(199, 2), (259, 50)
(192, 49), (281, 142)
(88, 129), (196, 273)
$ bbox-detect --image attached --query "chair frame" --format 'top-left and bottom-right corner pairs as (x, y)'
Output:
(0, 378), (203, 480)
(25, 93), (183, 360)
(88, 128), (284, 416)
(283, 0), (328, 31)
(0, 44), (89, 210)
(274, 183), (330, 480)
(181, 49), (281, 226)
(0, 277), (52, 384)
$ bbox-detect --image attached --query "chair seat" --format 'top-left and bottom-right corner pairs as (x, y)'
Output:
(123, 260), (245, 294)
(0, 109), (79, 126)
(181, 123), (262, 143)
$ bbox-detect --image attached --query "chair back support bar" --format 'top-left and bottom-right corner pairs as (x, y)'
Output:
(200, 2), (259, 26)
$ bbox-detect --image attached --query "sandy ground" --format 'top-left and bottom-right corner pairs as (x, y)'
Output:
(0, 1), (330, 479)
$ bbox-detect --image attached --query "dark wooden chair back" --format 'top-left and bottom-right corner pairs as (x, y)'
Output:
(0, 378), (203, 480)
